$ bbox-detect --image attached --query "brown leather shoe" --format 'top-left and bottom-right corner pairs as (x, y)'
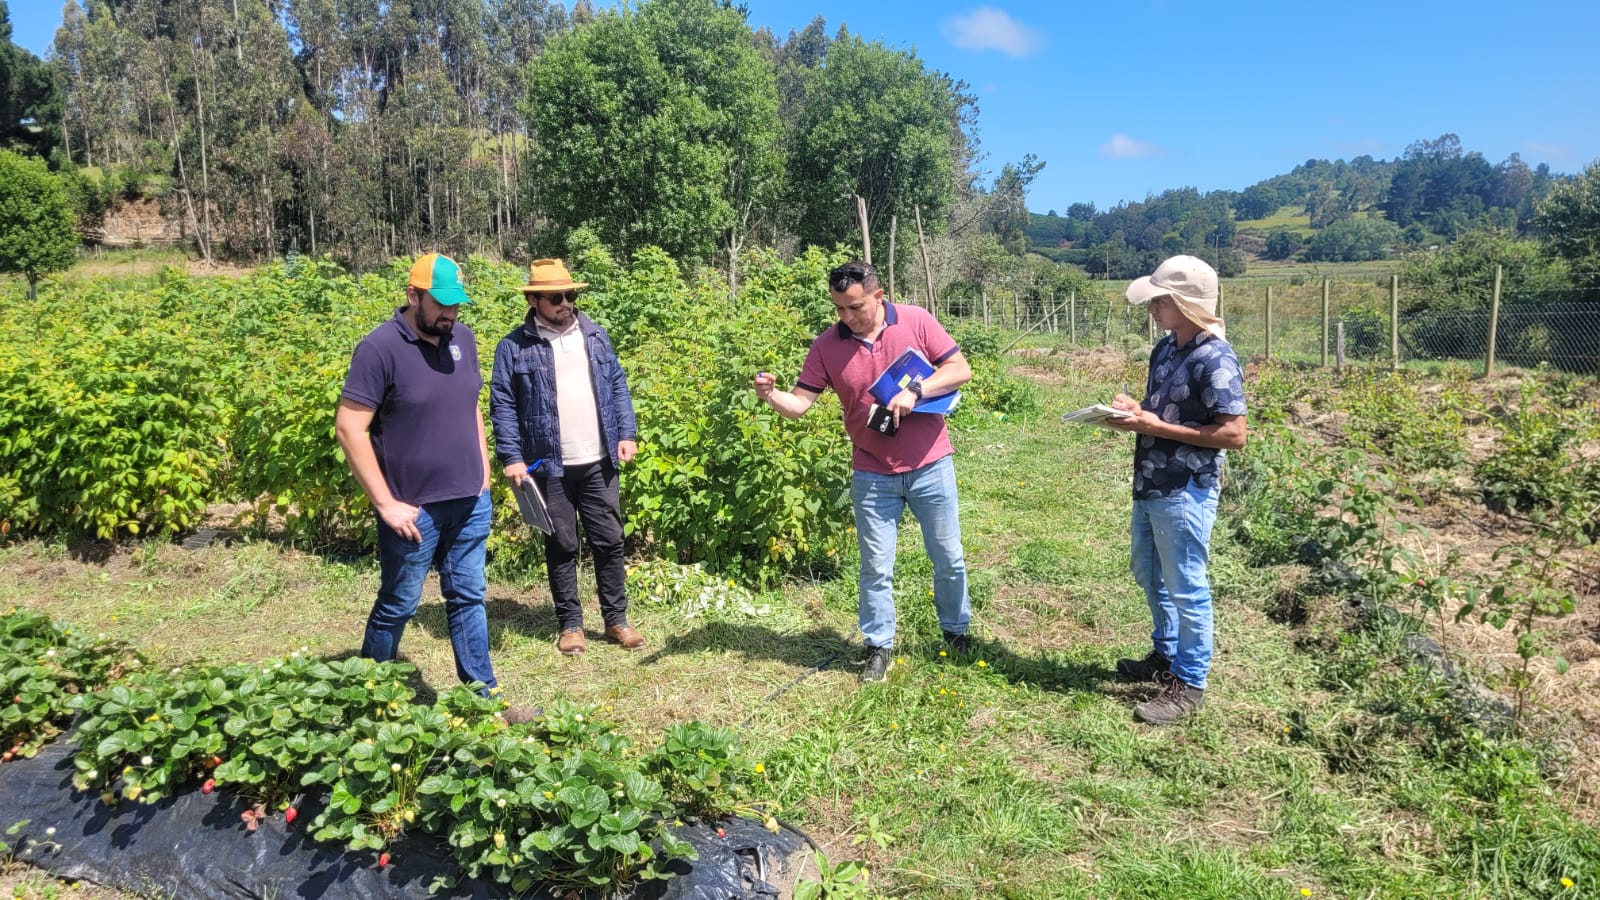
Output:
(604, 624), (645, 650)
(557, 628), (586, 655)
(501, 704), (544, 725)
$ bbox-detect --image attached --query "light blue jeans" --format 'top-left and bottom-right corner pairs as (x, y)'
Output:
(850, 454), (971, 649)
(1130, 481), (1219, 690)
(364, 490), (498, 691)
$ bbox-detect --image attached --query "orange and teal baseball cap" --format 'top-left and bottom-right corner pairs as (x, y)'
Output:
(408, 253), (472, 305)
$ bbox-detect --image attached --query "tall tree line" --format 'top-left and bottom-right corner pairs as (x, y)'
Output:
(34, 0), (986, 272)
(48, 0), (568, 267)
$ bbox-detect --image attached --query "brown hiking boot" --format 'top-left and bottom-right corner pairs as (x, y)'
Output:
(1133, 672), (1205, 726)
(604, 624), (645, 650)
(557, 628), (586, 656)
(501, 704), (544, 725)
(1115, 650), (1172, 682)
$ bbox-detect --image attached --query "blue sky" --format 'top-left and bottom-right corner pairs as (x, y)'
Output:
(11, 1), (1599, 213)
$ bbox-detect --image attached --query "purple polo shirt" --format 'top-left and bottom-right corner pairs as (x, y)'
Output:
(796, 303), (960, 475)
(341, 308), (485, 506)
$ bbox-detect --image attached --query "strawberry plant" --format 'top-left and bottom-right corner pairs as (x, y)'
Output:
(643, 721), (751, 819)
(0, 610), (142, 759)
(72, 667), (238, 803)
(213, 654), (420, 807)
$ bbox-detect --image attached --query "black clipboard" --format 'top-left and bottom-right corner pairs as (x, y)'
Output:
(511, 476), (554, 534)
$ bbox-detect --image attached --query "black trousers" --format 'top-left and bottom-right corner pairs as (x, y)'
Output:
(538, 459), (628, 631)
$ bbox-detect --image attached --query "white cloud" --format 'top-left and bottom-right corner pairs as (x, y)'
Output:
(1099, 134), (1164, 160)
(941, 7), (1044, 58)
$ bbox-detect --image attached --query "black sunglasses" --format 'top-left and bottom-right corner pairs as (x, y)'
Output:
(828, 264), (877, 294)
(534, 291), (576, 305)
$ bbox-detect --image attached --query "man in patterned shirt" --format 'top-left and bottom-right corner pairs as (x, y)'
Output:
(1106, 255), (1248, 725)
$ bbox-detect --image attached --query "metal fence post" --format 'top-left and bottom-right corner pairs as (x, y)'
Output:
(1336, 321), (1346, 371)
(1321, 278), (1330, 368)
(1390, 274), (1400, 372)
(1484, 264), (1502, 377)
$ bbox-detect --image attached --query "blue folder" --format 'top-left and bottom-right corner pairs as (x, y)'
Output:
(868, 348), (961, 415)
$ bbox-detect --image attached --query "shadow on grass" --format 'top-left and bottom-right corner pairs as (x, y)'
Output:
(934, 634), (1119, 697)
(635, 622), (860, 675)
(632, 621), (1120, 700)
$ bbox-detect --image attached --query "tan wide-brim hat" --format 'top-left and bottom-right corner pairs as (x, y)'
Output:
(517, 258), (589, 293)
(1126, 254), (1226, 340)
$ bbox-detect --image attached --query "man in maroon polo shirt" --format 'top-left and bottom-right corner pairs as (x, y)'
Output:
(753, 261), (975, 683)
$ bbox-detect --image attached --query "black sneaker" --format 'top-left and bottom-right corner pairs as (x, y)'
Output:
(860, 646), (892, 683)
(1133, 672), (1205, 726)
(1115, 650), (1171, 682)
(942, 631), (973, 654)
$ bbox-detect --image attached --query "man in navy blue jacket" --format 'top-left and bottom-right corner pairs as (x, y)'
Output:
(489, 259), (643, 655)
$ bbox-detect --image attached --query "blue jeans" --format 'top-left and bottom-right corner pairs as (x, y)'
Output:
(850, 455), (970, 649)
(363, 490), (498, 690)
(1130, 481), (1219, 690)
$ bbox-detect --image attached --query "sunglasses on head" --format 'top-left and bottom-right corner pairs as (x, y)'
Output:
(828, 264), (878, 294)
(535, 290), (576, 305)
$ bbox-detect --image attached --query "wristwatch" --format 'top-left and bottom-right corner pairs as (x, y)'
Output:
(907, 378), (924, 400)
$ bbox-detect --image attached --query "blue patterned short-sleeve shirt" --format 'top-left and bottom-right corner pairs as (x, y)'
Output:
(1133, 331), (1248, 499)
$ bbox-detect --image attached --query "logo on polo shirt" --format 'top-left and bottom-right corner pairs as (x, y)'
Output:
(450, 345), (462, 361)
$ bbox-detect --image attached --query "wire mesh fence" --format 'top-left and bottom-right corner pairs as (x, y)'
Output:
(923, 273), (1600, 377)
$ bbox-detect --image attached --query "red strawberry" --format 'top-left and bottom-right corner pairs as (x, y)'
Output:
(201, 779), (215, 794)
(285, 806), (298, 825)
(716, 827), (726, 838)
(377, 851), (392, 868)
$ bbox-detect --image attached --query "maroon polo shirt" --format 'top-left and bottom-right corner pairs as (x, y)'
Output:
(796, 303), (960, 475)
(341, 308), (485, 506)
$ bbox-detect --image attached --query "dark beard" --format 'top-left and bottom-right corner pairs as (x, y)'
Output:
(417, 316), (455, 338)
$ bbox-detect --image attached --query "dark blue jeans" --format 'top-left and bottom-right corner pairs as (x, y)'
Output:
(363, 490), (497, 690)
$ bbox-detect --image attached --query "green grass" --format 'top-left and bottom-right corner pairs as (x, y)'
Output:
(1237, 205), (1314, 234)
(2, 354), (1596, 897)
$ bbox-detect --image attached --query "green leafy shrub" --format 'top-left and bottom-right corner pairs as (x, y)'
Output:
(1475, 378), (1600, 533)
(0, 279), (231, 537)
(598, 250), (854, 585)
(1340, 371), (1470, 473)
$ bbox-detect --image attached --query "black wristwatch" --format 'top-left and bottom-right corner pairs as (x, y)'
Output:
(907, 378), (924, 400)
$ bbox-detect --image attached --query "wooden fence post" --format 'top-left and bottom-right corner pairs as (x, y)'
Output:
(982, 289), (990, 326)
(887, 214), (897, 300)
(1336, 322), (1346, 371)
(915, 206), (936, 314)
(855, 195), (871, 264)
(1069, 290), (1076, 344)
(1265, 284), (1274, 361)
(1390, 274), (1400, 371)
(1321, 278), (1330, 368)
(1104, 294), (1114, 345)
(1484, 264), (1502, 377)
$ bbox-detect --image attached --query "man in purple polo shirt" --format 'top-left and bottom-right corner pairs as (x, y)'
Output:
(753, 261), (975, 683)
(335, 253), (535, 722)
